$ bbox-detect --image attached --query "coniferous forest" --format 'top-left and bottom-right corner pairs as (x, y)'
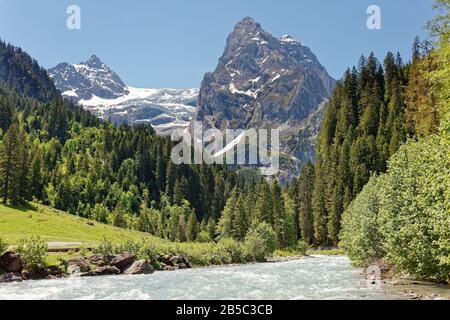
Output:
(0, 0), (448, 285)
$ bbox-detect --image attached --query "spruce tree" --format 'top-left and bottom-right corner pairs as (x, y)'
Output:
(0, 123), (25, 204)
(186, 210), (198, 241)
(297, 163), (315, 245)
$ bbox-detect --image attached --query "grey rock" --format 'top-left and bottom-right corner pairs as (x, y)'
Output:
(0, 252), (22, 273)
(124, 260), (155, 275)
(48, 55), (128, 102)
(81, 266), (121, 277)
(48, 57), (198, 134)
(108, 253), (135, 272)
(87, 254), (106, 266)
(66, 257), (91, 273)
(0, 272), (22, 283)
(194, 17), (335, 182)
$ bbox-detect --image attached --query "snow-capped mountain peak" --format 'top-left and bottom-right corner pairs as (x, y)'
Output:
(48, 57), (198, 134)
(49, 55), (129, 101)
(280, 34), (298, 44)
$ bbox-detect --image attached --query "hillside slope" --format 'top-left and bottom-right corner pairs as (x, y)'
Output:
(0, 204), (160, 245)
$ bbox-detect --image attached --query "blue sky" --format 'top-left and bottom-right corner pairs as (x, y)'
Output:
(0, 0), (436, 88)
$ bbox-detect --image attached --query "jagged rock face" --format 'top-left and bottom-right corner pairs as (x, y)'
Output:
(49, 55), (129, 101)
(197, 17), (334, 129)
(195, 17), (335, 181)
(48, 56), (198, 134)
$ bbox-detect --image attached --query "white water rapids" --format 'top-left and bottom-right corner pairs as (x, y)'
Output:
(0, 256), (447, 300)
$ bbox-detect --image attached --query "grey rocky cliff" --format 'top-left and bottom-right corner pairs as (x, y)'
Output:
(195, 17), (335, 182)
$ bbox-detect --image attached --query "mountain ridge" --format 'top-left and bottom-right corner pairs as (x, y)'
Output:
(48, 56), (198, 134)
(194, 17), (335, 182)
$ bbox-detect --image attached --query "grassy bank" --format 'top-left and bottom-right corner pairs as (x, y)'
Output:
(0, 203), (160, 245)
(307, 249), (344, 256)
(0, 204), (284, 268)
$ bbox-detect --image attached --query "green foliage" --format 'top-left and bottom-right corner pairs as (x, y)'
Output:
(215, 238), (245, 264)
(310, 52), (410, 246)
(136, 204), (161, 236)
(0, 123), (28, 204)
(244, 222), (276, 262)
(0, 41), (248, 231)
(378, 137), (449, 281)
(94, 237), (116, 258)
(216, 179), (299, 251)
(196, 231), (212, 243)
(0, 40), (59, 102)
(340, 175), (386, 266)
(296, 240), (308, 256)
(118, 238), (159, 266)
(342, 137), (449, 281)
(16, 235), (48, 269)
(0, 236), (7, 255)
(341, 0), (450, 282)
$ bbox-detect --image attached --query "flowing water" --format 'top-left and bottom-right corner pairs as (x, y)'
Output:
(0, 255), (448, 300)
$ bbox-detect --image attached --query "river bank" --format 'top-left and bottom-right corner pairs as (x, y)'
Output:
(0, 255), (447, 300)
(1, 254), (448, 300)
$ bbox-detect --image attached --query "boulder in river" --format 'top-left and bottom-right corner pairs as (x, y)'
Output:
(47, 265), (65, 277)
(108, 253), (135, 272)
(0, 272), (22, 283)
(82, 266), (121, 277)
(21, 265), (48, 280)
(158, 254), (192, 269)
(87, 254), (107, 266)
(124, 260), (154, 275)
(66, 257), (91, 273)
(0, 252), (23, 273)
(159, 254), (174, 266)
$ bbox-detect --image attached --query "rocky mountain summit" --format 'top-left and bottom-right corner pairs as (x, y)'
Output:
(49, 55), (129, 101)
(48, 56), (198, 134)
(195, 17), (335, 181)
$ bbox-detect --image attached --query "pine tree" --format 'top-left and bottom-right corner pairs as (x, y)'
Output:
(234, 194), (249, 241)
(186, 210), (198, 241)
(0, 96), (14, 133)
(271, 182), (286, 248)
(207, 217), (217, 240)
(0, 123), (25, 204)
(297, 163), (315, 245)
(216, 189), (237, 239)
(28, 146), (43, 199)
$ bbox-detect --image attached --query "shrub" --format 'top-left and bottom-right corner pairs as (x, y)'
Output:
(340, 175), (386, 266)
(215, 238), (245, 264)
(91, 203), (109, 223)
(296, 240), (308, 255)
(117, 238), (161, 267)
(244, 222), (276, 262)
(17, 236), (48, 269)
(95, 237), (116, 258)
(377, 138), (450, 281)
(0, 237), (7, 255)
(196, 231), (212, 243)
(340, 137), (450, 282)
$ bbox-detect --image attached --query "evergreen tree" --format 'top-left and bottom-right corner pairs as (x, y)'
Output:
(0, 123), (25, 204)
(186, 210), (198, 242)
(297, 163), (315, 244)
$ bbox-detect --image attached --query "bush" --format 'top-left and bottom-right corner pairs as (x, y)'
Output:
(95, 237), (116, 258)
(0, 237), (7, 255)
(215, 238), (245, 264)
(196, 231), (212, 243)
(118, 238), (160, 267)
(377, 138), (449, 281)
(340, 175), (386, 266)
(340, 137), (450, 282)
(244, 222), (276, 262)
(296, 240), (308, 255)
(17, 236), (48, 269)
